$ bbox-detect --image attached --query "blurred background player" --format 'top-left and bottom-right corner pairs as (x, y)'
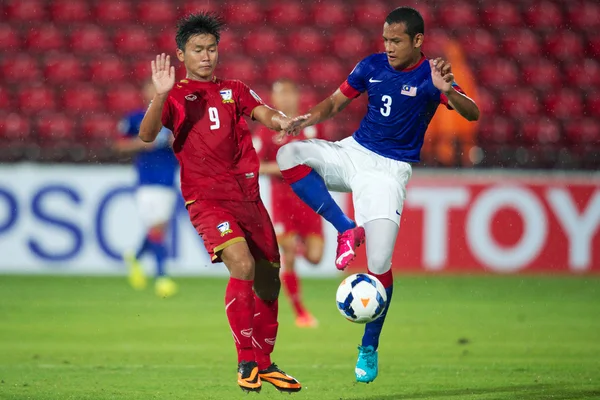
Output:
(254, 79), (324, 328)
(138, 14), (307, 393)
(114, 80), (179, 298)
(278, 7), (479, 384)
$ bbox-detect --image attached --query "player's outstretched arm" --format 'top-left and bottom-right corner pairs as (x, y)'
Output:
(139, 54), (175, 142)
(252, 105), (310, 135)
(285, 89), (353, 136)
(430, 58), (480, 121)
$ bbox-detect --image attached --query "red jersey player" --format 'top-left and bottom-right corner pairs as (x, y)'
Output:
(254, 79), (324, 328)
(138, 13), (306, 393)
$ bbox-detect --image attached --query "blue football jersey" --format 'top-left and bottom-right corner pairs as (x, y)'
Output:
(119, 110), (178, 187)
(341, 53), (460, 163)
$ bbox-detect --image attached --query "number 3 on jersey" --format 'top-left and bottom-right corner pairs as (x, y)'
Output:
(380, 95), (392, 117)
(208, 107), (220, 130)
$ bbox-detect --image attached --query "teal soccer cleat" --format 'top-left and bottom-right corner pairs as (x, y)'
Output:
(355, 345), (378, 383)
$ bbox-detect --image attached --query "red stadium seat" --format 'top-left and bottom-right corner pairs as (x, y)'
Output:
(0, 86), (10, 110)
(545, 31), (585, 61)
(353, 0), (389, 28)
(4, 0), (46, 22)
(568, 1), (600, 30)
(521, 117), (562, 144)
(220, 57), (259, 85)
(90, 57), (127, 83)
(565, 118), (600, 145)
(82, 114), (119, 141)
(225, 1), (263, 26)
(156, 30), (176, 53)
(543, 89), (584, 119)
(502, 29), (541, 59)
(18, 85), (56, 115)
(69, 25), (111, 54)
(523, 1), (563, 31)
(50, 0), (91, 23)
(437, 1), (478, 29)
(521, 59), (561, 90)
(106, 84), (143, 113)
(44, 54), (85, 83)
(37, 113), (76, 141)
(475, 88), (497, 115)
(423, 29), (448, 58)
(181, 2), (221, 18)
(587, 36), (600, 59)
(306, 58), (345, 86)
(298, 87), (321, 115)
(1, 55), (41, 81)
(243, 27), (281, 55)
(0, 112), (32, 142)
(25, 25), (65, 52)
(287, 28), (327, 56)
(95, 0), (133, 25)
(63, 84), (103, 114)
(500, 89), (541, 117)
(458, 29), (498, 59)
(266, 2), (307, 26)
(402, 1), (435, 27)
(265, 57), (302, 82)
(137, 1), (176, 25)
(114, 27), (153, 54)
(312, 1), (348, 28)
(331, 29), (368, 60)
(131, 59), (153, 83)
(565, 59), (600, 89)
(218, 29), (242, 53)
(585, 96), (600, 118)
(478, 116), (516, 144)
(481, 0), (521, 28)
(0, 24), (20, 51)
(477, 59), (519, 89)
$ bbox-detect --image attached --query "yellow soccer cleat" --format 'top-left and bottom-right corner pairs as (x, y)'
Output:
(124, 251), (147, 290)
(155, 277), (178, 298)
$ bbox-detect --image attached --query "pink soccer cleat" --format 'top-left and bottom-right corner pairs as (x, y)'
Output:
(335, 226), (365, 270)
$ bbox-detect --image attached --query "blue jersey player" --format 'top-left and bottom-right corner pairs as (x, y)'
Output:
(115, 81), (180, 298)
(277, 7), (479, 383)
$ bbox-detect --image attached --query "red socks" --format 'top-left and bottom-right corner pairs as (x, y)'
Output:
(252, 294), (279, 370)
(368, 268), (393, 288)
(281, 271), (306, 317)
(225, 277), (255, 363)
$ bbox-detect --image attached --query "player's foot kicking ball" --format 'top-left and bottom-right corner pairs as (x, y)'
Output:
(335, 226), (365, 270)
(124, 251), (147, 290)
(155, 277), (178, 298)
(238, 361), (261, 393)
(355, 345), (378, 383)
(258, 363), (302, 393)
(295, 312), (318, 328)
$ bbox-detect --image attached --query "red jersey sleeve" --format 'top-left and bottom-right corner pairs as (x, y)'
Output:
(440, 84), (466, 110)
(161, 96), (174, 131)
(236, 81), (265, 119)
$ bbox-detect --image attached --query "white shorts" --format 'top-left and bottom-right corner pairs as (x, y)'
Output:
(135, 185), (177, 228)
(279, 136), (412, 226)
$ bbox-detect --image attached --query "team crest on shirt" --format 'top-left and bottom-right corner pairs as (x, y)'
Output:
(401, 85), (417, 97)
(217, 221), (233, 237)
(220, 89), (234, 103)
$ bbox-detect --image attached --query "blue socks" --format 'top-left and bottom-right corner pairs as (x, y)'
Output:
(290, 170), (355, 233)
(362, 286), (393, 350)
(135, 235), (167, 277)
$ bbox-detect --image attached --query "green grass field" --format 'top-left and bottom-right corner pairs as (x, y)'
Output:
(0, 275), (599, 400)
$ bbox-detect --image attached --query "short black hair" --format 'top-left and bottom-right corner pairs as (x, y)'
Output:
(176, 12), (224, 51)
(385, 7), (424, 39)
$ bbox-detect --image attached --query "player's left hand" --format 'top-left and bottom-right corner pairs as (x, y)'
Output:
(278, 113), (312, 140)
(430, 58), (454, 94)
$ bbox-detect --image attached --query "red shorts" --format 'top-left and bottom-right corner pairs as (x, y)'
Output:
(271, 196), (323, 239)
(186, 199), (280, 264)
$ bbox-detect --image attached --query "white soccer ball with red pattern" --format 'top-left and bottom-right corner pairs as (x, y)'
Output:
(336, 273), (387, 324)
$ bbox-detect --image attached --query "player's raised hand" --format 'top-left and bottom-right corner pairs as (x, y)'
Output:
(151, 53), (175, 95)
(430, 58), (454, 93)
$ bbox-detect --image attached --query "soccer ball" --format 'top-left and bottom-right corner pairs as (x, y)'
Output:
(336, 273), (387, 324)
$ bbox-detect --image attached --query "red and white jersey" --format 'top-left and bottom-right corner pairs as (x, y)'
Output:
(161, 77), (264, 203)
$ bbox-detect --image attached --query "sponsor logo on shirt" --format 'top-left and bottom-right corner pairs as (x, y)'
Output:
(220, 89), (234, 104)
(217, 221), (233, 237)
(401, 85), (417, 97)
(185, 94), (197, 101)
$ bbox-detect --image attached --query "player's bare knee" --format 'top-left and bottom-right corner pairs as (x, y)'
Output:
(305, 252), (322, 265)
(221, 244), (255, 280)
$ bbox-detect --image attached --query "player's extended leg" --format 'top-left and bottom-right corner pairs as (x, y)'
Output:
(355, 218), (398, 383)
(253, 259), (302, 393)
(279, 234), (317, 328)
(277, 140), (364, 270)
(219, 242), (262, 393)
